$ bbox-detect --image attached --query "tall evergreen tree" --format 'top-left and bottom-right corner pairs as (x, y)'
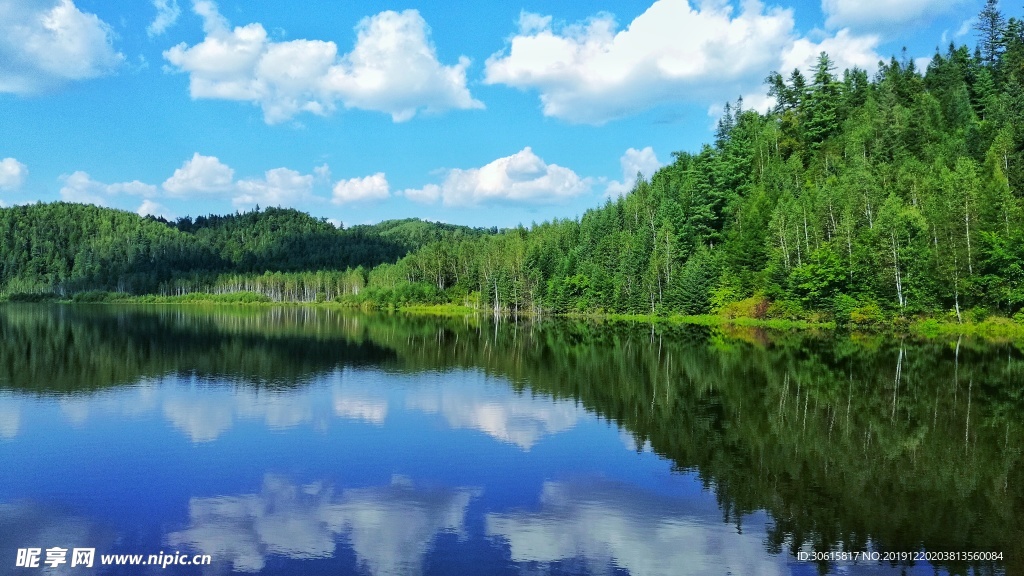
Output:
(976, 0), (1007, 67)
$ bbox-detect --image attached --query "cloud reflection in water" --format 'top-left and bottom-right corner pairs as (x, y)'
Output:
(167, 475), (479, 575)
(404, 371), (581, 450)
(487, 479), (786, 576)
(41, 368), (585, 450)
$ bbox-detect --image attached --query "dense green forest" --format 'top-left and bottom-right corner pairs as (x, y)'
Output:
(4, 1), (1024, 326)
(0, 203), (491, 299)
(366, 4), (1024, 323)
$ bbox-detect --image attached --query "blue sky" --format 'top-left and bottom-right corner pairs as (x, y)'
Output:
(0, 0), (1007, 228)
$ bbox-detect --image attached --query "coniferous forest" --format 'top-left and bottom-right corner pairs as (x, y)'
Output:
(3, 2), (1024, 327)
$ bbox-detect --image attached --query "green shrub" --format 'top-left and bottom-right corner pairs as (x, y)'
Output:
(719, 293), (770, 319)
(765, 299), (805, 320)
(6, 292), (60, 303)
(849, 302), (885, 327)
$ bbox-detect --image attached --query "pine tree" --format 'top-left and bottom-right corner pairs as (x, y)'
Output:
(975, 0), (1007, 67)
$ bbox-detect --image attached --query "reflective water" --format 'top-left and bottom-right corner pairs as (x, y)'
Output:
(0, 305), (1019, 575)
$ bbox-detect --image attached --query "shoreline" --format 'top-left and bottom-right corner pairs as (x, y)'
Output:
(3, 293), (1023, 342)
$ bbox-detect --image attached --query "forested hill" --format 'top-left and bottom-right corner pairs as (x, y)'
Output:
(353, 6), (1024, 323)
(5, 2), (1024, 326)
(0, 203), (490, 296)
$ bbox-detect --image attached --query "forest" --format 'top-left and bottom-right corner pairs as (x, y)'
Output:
(2, 0), (1024, 327)
(360, 1), (1024, 324)
(0, 203), (491, 300)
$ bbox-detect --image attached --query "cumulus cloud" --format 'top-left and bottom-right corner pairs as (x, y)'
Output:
(147, 0), (181, 37)
(606, 147), (662, 197)
(0, 0), (123, 94)
(483, 1), (881, 124)
(53, 154), (323, 213)
(331, 173), (389, 204)
(0, 157), (28, 190)
(235, 167), (315, 209)
(162, 152), (235, 195)
(161, 153), (325, 208)
(822, 0), (963, 31)
(164, 2), (482, 124)
(780, 28), (882, 76)
(59, 171), (157, 206)
(404, 147), (590, 206)
(137, 199), (175, 220)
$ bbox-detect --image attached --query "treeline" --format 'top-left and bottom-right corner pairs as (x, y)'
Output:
(5, 2), (1024, 326)
(350, 3), (1024, 324)
(0, 203), (490, 297)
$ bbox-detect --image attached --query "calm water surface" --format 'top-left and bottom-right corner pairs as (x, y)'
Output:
(0, 305), (1019, 575)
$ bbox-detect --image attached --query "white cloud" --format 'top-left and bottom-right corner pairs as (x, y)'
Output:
(235, 167), (315, 208)
(914, 56), (933, 75)
(606, 147), (662, 197)
(483, 1), (882, 124)
(484, 1), (795, 124)
(159, 153), (325, 208)
(162, 152), (235, 195)
(333, 395), (388, 424)
(331, 173), (389, 204)
(780, 28), (881, 76)
(164, 2), (482, 124)
(0, 157), (28, 190)
(406, 388), (580, 450)
(0, 0), (123, 94)
(162, 394), (235, 442)
(0, 396), (21, 439)
(147, 0), (181, 37)
(404, 147), (590, 206)
(487, 479), (787, 576)
(0, 502), (114, 564)
(167, 474), (479, 573)
(162, 386), (327, 442)
(955, 17), (974, 38)
(59, 172), (109, 205)
(137, 199), (175, 220)
(59, 171), (157, 206)
(822, 0), (963, 31)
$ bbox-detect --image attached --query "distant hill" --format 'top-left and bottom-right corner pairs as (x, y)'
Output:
(0, 202), (490, 295)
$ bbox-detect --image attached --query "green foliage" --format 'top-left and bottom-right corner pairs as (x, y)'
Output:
(5, 292), (60, 303)
(341, 25), (1024, 325)
(5, 17), (1024, 327)
(719, 293), (771, 319)
(849, 301), (886, 327)
(0, 203), (489, 300)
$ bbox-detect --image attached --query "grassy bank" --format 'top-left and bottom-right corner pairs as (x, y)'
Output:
(4, 291), (1023, 341)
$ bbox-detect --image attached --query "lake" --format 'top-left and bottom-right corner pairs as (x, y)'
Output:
(0, 305), (1018, 575)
